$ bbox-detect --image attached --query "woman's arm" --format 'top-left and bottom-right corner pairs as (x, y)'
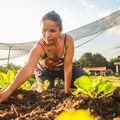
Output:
(64, 35), (74, 93)
(0, 44), (43, 103)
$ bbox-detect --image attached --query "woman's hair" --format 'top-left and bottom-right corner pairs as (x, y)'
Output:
(41, 11), (63, 31)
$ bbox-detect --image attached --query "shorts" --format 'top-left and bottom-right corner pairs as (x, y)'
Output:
(36, 65), (88, 89)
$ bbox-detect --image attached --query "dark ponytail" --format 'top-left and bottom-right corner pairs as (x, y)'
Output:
(41, 11), (63, 31)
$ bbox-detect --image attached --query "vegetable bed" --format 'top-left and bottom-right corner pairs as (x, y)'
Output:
(0, 87), (120, 120)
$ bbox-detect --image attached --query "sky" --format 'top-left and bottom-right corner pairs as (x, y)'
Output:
(0, 0), (120, 65)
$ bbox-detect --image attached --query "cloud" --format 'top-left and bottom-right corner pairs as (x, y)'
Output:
(79, 0), (88, 7)
(79, 0), (112, 19)
(107, 26), (120, 36)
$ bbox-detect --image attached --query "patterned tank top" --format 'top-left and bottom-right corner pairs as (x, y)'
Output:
(37, 34), (67, 71)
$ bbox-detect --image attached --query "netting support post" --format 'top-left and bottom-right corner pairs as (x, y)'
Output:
(7, 45), (11, 67)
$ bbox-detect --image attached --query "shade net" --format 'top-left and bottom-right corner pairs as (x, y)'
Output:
(0, 42), (36, 60)
(0, 10), (120, 62)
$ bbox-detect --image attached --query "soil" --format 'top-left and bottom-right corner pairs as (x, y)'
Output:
(0, 87), (120, 120)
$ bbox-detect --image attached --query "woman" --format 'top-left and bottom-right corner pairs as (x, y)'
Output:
(0, 11), (87, 103)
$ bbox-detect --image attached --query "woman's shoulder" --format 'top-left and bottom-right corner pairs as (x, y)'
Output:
(64, 33), (74, 46)
(30, 39), (45, 58)
(32, 38), (44, 51)
(64, 34), (73, 42)
(36, 38), (44, 45)
(61, 33), (73, 43)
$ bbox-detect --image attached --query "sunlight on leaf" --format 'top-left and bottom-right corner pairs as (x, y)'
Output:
(74, 76), (92, 91)
(56, 109), (94, 120)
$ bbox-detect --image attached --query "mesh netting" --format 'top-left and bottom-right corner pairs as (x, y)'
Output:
(0, 10), (120, 62)
(0, 41), (36, 60)
(67, 10), (120, 40)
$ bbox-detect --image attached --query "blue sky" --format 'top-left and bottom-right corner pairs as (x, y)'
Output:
(0, 0), (120, 65)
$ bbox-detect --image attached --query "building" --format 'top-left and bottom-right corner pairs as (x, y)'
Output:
(114, 62), (120, 75)
(84, 66), (106, 76)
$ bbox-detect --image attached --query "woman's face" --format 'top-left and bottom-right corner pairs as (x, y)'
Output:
(41, 19), (61, 45)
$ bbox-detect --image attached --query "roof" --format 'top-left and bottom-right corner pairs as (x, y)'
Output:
(84, 67), (106, 71)
(114, 62), (120, 65)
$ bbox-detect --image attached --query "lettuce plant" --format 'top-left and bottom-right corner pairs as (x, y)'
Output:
(73, 76), (117, 98)
(0, 69), (15, 91)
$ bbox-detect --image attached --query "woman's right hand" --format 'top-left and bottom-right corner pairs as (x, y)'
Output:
(0, 91), (11, 103)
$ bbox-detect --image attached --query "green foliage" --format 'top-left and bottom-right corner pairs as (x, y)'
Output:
(0, 63), (21, 73)
(78, 52), (93, 67)
(73, 76), (117, 98)
(0, 64), (36, 91)
(83, 68), (91, 75)
(77, 52), (108, 67)
(20, 81), (32, 90)
(42, 80), (50, 90)
(92, 53), (108, 67)
(0, 69), (15, 91)
(32, 80), (50, 92)
(27, 74), (36, 85)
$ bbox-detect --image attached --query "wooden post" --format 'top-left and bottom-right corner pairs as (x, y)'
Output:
(115, 65), (119, 75)
(7, 45), (11, 67)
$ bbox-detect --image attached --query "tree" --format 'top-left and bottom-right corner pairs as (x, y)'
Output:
(77, 52), (108, 67)
(92, 53), (108, 67)
(78, 52), (93, 67)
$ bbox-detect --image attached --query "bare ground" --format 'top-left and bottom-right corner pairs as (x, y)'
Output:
(0, 87), (120, 120)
